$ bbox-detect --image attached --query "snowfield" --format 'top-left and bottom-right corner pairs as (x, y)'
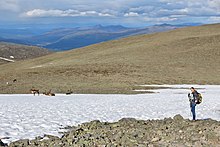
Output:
(0, 85), (220, 143)
(0, 57), (15, 63)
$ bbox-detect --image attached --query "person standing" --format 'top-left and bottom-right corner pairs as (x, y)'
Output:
(188, 87), (200, 120)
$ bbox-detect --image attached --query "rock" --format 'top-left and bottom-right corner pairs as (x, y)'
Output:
(118, 118), (137, 123)
(43, 134), (60, 141)
(6, 116), (220, 146)
(173, 114), (184, 121)
(9, 139), (29, 147)
(151, 137), (160, 142)
(0, 140), (5, 146)
(194, 141), (203, 147)
(157, 130), (163, 135)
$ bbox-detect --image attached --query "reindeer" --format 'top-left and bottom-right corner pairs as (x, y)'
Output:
(43, 90), (55, 96)
(30, 89), (40, 96)
(66, 89), (73, 95)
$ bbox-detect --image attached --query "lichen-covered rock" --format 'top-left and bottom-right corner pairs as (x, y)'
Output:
(8, 114), (220, 147)
(173, 114), (184, 121)
(9, 139), (29, 147)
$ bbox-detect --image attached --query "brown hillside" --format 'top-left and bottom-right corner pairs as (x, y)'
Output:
(0, 24), (220, 94)
(0, 42), (52, 64)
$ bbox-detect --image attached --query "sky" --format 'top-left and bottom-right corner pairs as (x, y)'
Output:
(0, 0), (220, 28)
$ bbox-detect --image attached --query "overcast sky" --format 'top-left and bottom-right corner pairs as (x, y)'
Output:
(1, 0), (220, 28)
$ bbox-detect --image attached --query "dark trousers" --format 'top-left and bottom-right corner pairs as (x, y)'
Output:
(191, 103), (196, 120)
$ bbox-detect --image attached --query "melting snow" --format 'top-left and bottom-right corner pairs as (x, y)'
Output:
(0, 85), (219, 144)
(0, 57), (15, 62)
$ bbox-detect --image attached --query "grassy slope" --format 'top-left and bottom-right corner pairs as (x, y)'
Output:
(0, 24), (220, 94)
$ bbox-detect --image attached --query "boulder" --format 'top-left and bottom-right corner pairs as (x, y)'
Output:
(173, 114), (184, 121)
(0, 140), (5, 146)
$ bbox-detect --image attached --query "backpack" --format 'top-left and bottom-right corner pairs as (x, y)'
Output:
(196, 93), (202, 104)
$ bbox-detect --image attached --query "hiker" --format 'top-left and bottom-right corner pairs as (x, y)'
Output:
(188, 87), (202, 120)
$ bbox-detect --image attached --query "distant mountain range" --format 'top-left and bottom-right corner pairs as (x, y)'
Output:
(0, 23), (202, 51)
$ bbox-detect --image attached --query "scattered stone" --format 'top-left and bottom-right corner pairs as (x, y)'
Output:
(7, 114), (220, 147)
(9, 139), (29, 147)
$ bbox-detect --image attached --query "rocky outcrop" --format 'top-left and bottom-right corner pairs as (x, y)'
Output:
(8, 115), (220, 147)
(0, 140), (5, 146)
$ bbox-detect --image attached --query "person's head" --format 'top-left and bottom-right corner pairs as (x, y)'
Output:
(190, 87), (195, 92)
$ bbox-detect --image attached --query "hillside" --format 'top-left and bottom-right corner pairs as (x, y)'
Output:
(0, 24), (183, 51)
(0, 42), (52, 65)
(41, 24), (180, 50)
(0, 24), (220, 94)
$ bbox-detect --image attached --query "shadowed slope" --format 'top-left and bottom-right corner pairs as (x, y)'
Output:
(0, 42), (52, 65)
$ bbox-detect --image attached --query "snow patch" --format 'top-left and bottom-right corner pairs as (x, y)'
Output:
(0, 57), (15, 62)
(30, 65), (44, 69)
(0, 85), (220, 144)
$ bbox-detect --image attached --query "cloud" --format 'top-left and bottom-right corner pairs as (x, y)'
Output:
(143, 16), (178, 22)
(24, 9), (114, 17)
(208, 16), (220, 23)
(2, 0), (220, 26)
(0, 0), (20, 12)
(124, 12), (139, 17)
(159, 0), (220, 15)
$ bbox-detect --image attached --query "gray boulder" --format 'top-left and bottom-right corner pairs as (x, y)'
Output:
(173, 114), (184, 121)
